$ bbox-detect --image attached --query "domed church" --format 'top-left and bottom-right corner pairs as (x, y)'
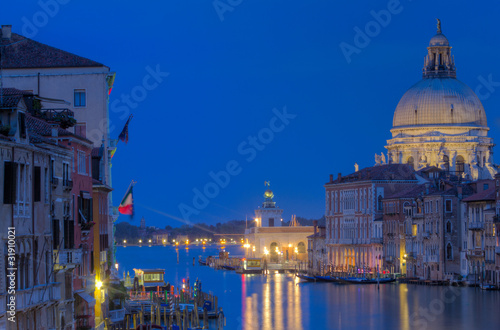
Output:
(385, 21), (497, 180)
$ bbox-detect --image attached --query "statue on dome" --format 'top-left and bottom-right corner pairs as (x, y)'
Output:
(374, 153), (381, 166)
(436, 18), (441, 34)
(380, 153), (386, 164)
(354, 163), (359, 172)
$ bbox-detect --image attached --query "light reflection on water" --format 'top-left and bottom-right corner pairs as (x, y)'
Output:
(117, 245), (500, 330)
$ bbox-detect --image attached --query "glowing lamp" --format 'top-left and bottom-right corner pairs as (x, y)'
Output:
(114, 263), (118, 270)
(96, 280), (103, 290)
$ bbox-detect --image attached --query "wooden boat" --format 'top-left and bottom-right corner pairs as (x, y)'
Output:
(296, 274), (316, 282)
(341, 277), (395, 284)
(198, 258), (208, 266)
(222, 265), (237, 271)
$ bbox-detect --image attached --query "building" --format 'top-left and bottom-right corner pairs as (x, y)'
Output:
(385, 23), (497, 180)
(463, 183), (497, 285)
(307, 221), (327, 275)
(245, 185), (313, 261)
(325, 164), (417, 273)
(152, 230), (169, 244)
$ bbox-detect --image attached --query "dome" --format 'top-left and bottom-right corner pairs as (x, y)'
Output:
(392, 78), (487, 128)
(429, 33), (449, 46)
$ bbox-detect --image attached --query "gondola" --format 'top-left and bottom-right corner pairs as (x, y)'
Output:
(296, 274), (316, 282)
(314, 275), (339, 283)
(198, 258), (208, 266)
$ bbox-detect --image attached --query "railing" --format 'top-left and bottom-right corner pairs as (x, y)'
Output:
(371, 237), (383, 244)
(109, 308), (126, 322)
(38, 108), (76, 129)
(339, 238), (353, 245)
(469, 222), (484, 230)
(63, 179), (73, 190)
(51, 177), (59, 187)
(467, 249), (485, 258)
(100, 251), (107, 264)
(14, 283), (61, 311)
(424, 255), (439, 263)
(54, 249), (82, 266)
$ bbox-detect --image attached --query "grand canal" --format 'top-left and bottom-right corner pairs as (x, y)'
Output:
(117, 245), (500, 330)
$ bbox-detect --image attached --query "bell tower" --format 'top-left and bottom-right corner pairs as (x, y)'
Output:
(255, 181), (283, 227)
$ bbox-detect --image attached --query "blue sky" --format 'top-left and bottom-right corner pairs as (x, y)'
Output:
(2, 0), (500, 228)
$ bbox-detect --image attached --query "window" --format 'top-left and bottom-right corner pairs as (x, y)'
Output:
(78, 151), (86, 174)
(269, 218), (274, 227)
(53, 219), (60, 249)
(443, 155), (450, 172)
(407, 156), (414, 170)
(3, 161), (17, 204)
(378, 195), (383, 211)
(18, 112), (26, 139)
(446, 221), (451, 233)
(484, 183), (489, 190)
(75, 123), (86, 138)
(44, 168), (49, 203)
(456, 155), (464, 173)
(298, 242), (306, 253)
(445, 200), (452, 212)
(34, 166), (41, 202)
(446, 243), (452, 260)
(74, 89), (86, 107)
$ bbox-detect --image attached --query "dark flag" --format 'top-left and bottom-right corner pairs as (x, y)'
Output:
(118, 115), (133, 143)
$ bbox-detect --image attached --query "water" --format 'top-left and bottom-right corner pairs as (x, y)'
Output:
(116, 245), (500, 330)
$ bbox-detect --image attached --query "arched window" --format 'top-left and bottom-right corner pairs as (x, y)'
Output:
(456, 155), (465, 173)
(407, 156), (414, 170)
(270, 242), (278, 254)
(443, 155), (450, 172)
(378, 195), (383, 211)
(298, 242), (306, 254)
(446, 243), (453, 260)
(446, 221), (452, 233)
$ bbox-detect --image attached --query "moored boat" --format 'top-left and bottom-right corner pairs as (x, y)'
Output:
(296, 274), (316, 282)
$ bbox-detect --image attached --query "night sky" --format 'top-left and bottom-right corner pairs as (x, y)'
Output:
(2, 1), (500, 228)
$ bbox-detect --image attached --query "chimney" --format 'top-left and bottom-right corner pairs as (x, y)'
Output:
(329, 174), (333, 183)
(313, 220), (318, 235)
(1, 25), (12, 39)
(337, 173), (342, 181)
(51, 126), (58, 137)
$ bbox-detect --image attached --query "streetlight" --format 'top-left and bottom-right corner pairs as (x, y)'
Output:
(123, 240), (126, 244)
(115, 263), (119, 271)
(139, 239), (142, 243)
(96, 280), (103, 290)
(148, 239), (152, 243)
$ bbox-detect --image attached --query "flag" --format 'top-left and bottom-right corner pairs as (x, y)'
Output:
(118, 184), (134, 216)
(118, 115), (133, 143)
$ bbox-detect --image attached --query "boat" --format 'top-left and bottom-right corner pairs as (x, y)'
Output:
(198, 257), (208, 266)
(314, 275), (339, 282)
(222, 265), (237, 271)
(296, 274), (316, 282)
(341, 277), (395, 284)
(480, 284), (497, 290)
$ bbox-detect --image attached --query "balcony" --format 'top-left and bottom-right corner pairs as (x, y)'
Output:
(467, 249), (485, 259)
(51, 177), (59, 188)
(469, 222), (484, 231)
(54, 249), (82, 269)
(371, 237), (383, 244)
(37, 108), (76, 129)
(422, 232), (430, 239)
(63, 179), (73, 191)
(339, 238), (353, 245)
(424, 255), (439, 263)
(14, 283), (61, 311)
(496, 246), (500, 255)
(109, 308), (126, 323)
(100, 251), (107, 264)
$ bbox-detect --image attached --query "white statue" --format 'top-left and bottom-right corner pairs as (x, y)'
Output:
(380, 153), (386, 164)
(354, 163), (359, 172)
(375, 154), (381, 165)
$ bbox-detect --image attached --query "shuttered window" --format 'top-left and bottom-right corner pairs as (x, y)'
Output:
(34, 166), (41, 202)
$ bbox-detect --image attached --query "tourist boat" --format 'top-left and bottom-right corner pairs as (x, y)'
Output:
(296, 274), (316, 282)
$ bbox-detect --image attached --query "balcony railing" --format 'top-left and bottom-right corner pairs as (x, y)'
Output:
(109, 308), (126, 322)
(63, 179), (73, 190)
(14, 283), (61, 311)
(467, 249), (485, 258)
(424, 255), (439, 263)
(469, 222), (485, 230)
(371, 237), (383, 244)
(51, 177), (59, 188)
(38, 108), (76, 129)
(54, 249), (82, 267)
(339, 238), (353, 245)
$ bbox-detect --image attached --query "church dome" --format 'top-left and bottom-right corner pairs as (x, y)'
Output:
(429, 33), (449, 46)
(392, 78), (487, 128)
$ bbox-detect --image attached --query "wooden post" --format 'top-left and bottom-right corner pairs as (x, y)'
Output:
(163, 306), (167, 327)
(183, 308), (188, 330)
(133, 313), (137, 329)
(203, 308), (208, 329)
(125, 314), (129, 330)
(151, 304), (155, 325)
(140, 305), (144, 325)
(214, 296), (218, 312)
(194, 301), (199, 327)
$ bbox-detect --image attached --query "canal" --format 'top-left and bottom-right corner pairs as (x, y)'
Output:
(116, 245), (500, 330)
